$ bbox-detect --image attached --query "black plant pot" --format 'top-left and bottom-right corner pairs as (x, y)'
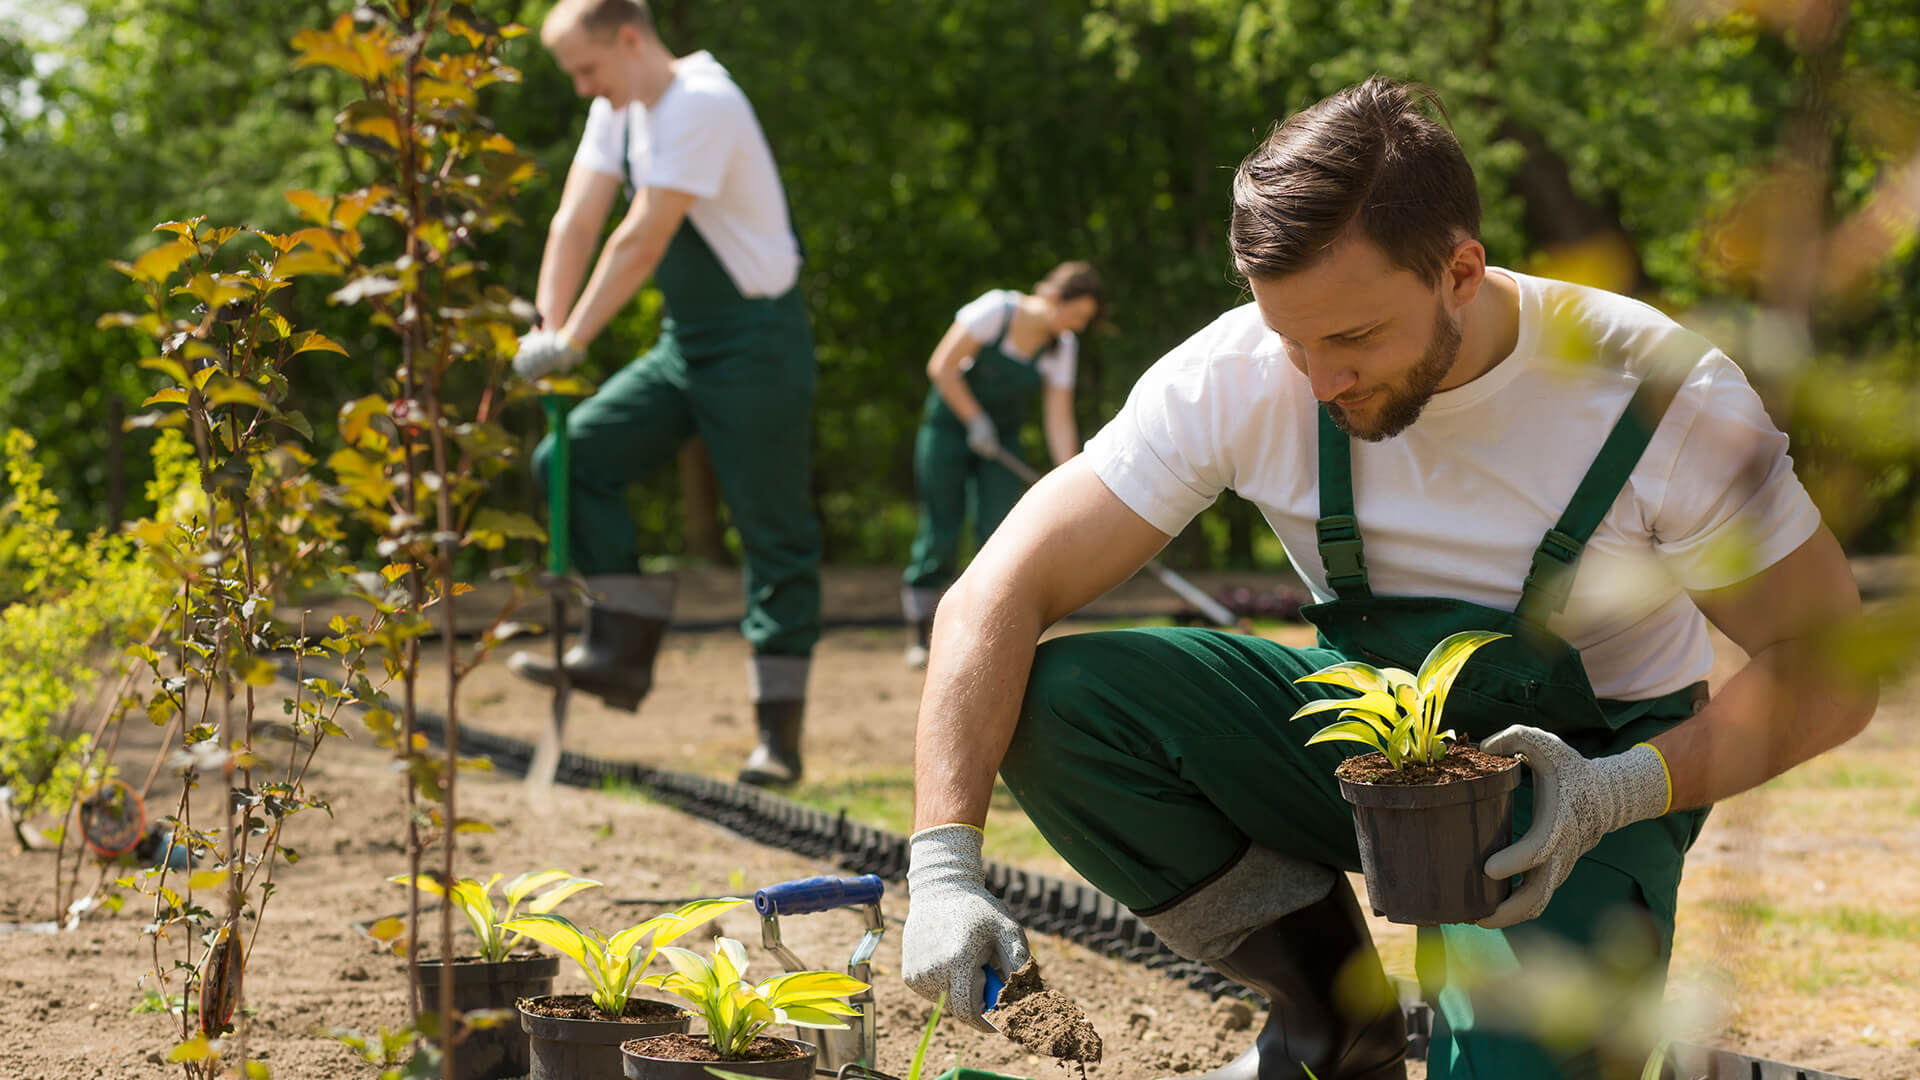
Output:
(413, 954), (559, 1080)
(519, 996), (691, 1080)
(1338, 757), (1522, 925)
(620, 1036), (817, 1080)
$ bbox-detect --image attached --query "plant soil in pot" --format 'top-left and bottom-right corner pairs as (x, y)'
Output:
(621, 1033), (816, 1080)
(414, 953), (560, 1080)
(519, 994), (691, 1080)
(1336, 745), (1522, 925)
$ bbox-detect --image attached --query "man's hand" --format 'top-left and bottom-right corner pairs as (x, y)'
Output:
(513, 329), (585, 381)
(965, 413), (1001, 458)
(1476, 725), (1672, 929)
(901, 824), (1031, 1031)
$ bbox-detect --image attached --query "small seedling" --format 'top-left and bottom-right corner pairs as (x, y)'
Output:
(1288, 630), (1508, 768)
(502, 897), (744, 1016)
(644, 934), (866, 1058)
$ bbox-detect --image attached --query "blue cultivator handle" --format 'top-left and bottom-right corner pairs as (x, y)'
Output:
(981, 965), (1005, 1015)
(754, 874), (884, 917)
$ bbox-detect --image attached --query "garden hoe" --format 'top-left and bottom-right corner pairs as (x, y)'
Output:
(525, 395), (572, 797)
(988, 448), (1241, 629)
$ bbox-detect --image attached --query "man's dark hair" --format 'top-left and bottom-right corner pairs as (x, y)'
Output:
(1229, 77), (1480, 284)
(570, 0), (654, 37)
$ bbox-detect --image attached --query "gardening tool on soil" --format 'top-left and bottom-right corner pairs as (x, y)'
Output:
(526, 394), (573, 797)
(986, 448), (1240, 629)
(755, 874), (886, 1075)
(76, 778), (146, 859)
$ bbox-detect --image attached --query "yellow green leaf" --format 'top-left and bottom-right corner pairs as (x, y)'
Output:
(498, 913), (594, 970)
(1416, 631), (1508, 732)
(284, 189), (332, 226)
(1294, 661), (1392, 695)
(1303, 721), (1388, 752)
(528, 879), (602, 914)
(188, 869), (229, 890)
(168, 1034), (216, 1063)
(128, 238), (197, 283)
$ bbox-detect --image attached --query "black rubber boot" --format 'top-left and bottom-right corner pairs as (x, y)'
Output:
(737, 700), (804, 787)
(1171, 880), (1407, 1080)
(506, 604), (668, 712)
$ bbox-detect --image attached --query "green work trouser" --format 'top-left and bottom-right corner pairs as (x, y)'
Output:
(1000, 626), (1702, 1080)
(531, 317), (822, 657)
(902, 414), (1029, 593)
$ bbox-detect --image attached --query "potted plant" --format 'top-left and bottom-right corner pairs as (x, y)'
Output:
(501, 897), (747, 1080)
(389, 869), (602, 1080)
(1289, 630), (1520, 925)
(621, 934), (868, 1080)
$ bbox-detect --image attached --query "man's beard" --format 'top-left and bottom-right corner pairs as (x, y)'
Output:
(1327, 301), (1462, 442)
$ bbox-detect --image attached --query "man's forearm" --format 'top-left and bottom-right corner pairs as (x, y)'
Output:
(1652, 636), (1877, 810)
(535, 224), (599, 331)
(912, 576), (1046, 830)
(560, 223), (669, 348)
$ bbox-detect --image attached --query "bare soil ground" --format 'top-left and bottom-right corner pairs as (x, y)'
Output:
(3, 566), (1915, 1080)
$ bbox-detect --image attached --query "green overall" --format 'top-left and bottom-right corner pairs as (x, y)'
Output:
(1000, 382), (1710, 1078)
(903, 298), (1047, 594)
(533, 221), (823, 656)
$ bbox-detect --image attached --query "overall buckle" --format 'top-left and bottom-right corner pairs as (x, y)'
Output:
(1523, 528), (1583, 616)
(1316, 514), (1368, 593)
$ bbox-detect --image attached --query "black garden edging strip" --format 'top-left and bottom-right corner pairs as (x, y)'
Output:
(393, 706), (1853, 1078)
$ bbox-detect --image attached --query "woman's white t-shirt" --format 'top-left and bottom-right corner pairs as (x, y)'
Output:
(572, 52), (801, 298)
(954, 290), (1077, 390)
(1084, 270), (1822, 701)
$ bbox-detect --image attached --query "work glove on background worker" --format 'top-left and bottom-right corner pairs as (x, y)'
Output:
(1476, 724), (1673, 928)
(514, 329), (586, 380)
(902, 823), (1030, 1031)
(964, 413), (1000, 459)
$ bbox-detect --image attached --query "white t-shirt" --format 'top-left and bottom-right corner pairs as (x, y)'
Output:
(573, 52), (801, 298)
(955, 290), (1078, 390)
(1085, 270), (1822, 701)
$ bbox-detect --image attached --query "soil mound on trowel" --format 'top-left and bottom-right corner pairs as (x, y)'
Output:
(993, 959), (1103, 1064)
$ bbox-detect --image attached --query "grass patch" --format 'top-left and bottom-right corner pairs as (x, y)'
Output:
(783, 768), (1065, 871)
(1767, 760), (1907, 791)
(1700, 898), (1920, 941)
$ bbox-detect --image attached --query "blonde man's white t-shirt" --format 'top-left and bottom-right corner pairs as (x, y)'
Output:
(573, 51), (800, 298)
(1084, 269), (1822, 701)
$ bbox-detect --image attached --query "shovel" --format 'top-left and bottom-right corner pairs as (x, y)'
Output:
(524, 394), (572, 795)
(987, 448), (1241, 629)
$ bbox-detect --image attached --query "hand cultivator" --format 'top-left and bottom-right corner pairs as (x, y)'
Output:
(755, 874), (887, 1075)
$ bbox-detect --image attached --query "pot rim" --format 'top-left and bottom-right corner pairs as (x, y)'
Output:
(1337, 755), (1522, 808)
(618, 1035), (817, 1064)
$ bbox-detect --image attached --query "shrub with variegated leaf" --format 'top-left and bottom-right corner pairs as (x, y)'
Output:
(1287, 630), (1509, 768)
(389, 869), (601, 963)
(500, 897), (746, 1017)
(645, 936), (868, 1059)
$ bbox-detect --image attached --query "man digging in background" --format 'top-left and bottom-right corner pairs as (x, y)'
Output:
(508, 0), (822, 786)
(901, 79), (1876, 1078)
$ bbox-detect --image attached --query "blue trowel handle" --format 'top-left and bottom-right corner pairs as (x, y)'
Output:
(754, 874), (884, 916)
(981, 965), (1004, 1014)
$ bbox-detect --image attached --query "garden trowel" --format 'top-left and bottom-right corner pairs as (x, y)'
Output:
(525, 394), (572, 796)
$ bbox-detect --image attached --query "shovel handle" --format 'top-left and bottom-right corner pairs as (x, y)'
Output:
(542, 395), (570, 576)
(981, 965), (1005, 1014)
(754, 874), (884, 916)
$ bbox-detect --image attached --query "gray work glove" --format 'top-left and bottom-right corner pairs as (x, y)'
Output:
(1477, 725), (1672, 929)
(902, 823), (1030, 1032)
(964, 413), (1001, 458)
(513, 329), (584, 380)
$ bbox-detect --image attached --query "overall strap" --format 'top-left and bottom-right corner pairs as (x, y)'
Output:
(1516, 376), (1678, 624)
(1314, 408), (1372, 600)
(993, 296), (1016, 349)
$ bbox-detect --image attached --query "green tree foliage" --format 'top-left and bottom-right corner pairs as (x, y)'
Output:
(3, 0), (1915, 565)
